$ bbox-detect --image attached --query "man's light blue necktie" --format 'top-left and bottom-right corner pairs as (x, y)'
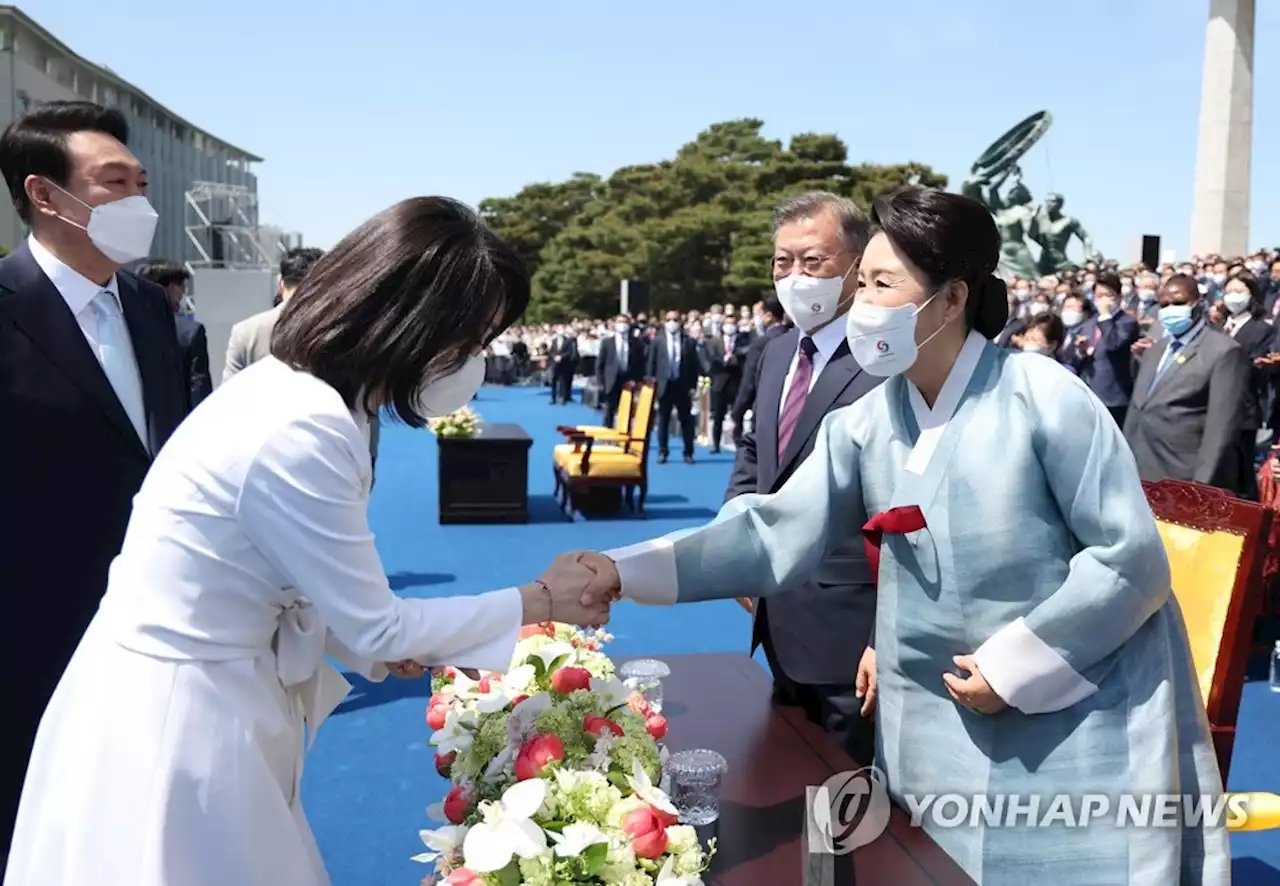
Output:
(91, 290), (149, 450)
(1149, 339), (1183, 393)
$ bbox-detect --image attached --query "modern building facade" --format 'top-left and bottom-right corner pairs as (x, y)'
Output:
(0, 5), (263, 264)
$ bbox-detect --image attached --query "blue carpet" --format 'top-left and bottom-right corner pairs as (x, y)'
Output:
(304, 384), (1280, 885)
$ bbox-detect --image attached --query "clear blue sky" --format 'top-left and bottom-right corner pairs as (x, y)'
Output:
(23, 0), (1280, 261)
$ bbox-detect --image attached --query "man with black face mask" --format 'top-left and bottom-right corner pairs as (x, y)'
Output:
(0, 101), (188, 862)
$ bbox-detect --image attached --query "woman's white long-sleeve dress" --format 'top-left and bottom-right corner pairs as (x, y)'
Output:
(3, 357), (523, 886)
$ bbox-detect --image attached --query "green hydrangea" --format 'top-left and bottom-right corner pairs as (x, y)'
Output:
(609, 734), (661, 784)
(516, 856), (555, 886)
(452, 711), (509, 782)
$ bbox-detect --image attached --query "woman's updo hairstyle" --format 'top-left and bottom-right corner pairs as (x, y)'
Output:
(869, 186), (1008, 339)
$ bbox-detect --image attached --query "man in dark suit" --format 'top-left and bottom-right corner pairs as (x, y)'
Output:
(703, 315), (751, 451)
(648, 309), (702, 464)
(1125, 274), (1250, 494)
(731, 295), (790, 438)
(547, 324), (578, 404)
(0, 101), (188, 860)
(138, 260), (212, 413)
(595, 313), (646, 428)
(1061, 274), (1140, 427)
(725, 192), (881, 764)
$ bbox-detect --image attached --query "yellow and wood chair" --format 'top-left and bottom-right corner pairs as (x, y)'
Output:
(552, 380), (656, 518)
(557, 384), (633, 440)
(1144, 478), (1272, 781)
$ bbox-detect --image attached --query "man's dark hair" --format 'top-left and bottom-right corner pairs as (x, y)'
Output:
(1094, 271), (1122, 297)
(761, 294), (786, 323)
(136, 260), (191, 289)
(1025, 312), (1066, 350)
(0, 101), (129, 223)
(271, 197), (529, 427)
(279, 246), (324, 288)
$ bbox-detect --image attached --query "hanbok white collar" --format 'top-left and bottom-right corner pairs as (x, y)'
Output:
(903, 329), (986, 475)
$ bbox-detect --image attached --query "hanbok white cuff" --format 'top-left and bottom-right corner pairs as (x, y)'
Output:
(972, 617), (1098, 715)
(603, 537), (679, 605)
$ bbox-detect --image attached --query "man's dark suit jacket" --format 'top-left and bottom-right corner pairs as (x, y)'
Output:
(1124, 324), (1250, 493)
(595, 334), (647, 392)
(725, 329), (883, 685)
(732, 324), (789, 419)
(174, 312), (213, 413)
(1062, 313), (1141, 407)
(0, 243), (188, 845)
(647, 331), (702, 397)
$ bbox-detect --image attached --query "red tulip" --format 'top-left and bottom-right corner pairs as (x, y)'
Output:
(441, 867), (484, 886)
(514, 733), (565, 781)
(426, 703), (449, 731)
(443, 785), (472, 824)
(622, 806), (669, 858)
(583, 713), (624, 738)
(651, 803), (679, 828)
(434, 751), (455, 777)
(645, 714), (668, 741)
(626, 692), (652, 717)
(509, 694), (529, 709)
(477, 674), (497, 693)
(550, 666), (592, 694)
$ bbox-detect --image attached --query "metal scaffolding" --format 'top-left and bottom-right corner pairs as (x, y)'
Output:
(183, 181), (273, 270)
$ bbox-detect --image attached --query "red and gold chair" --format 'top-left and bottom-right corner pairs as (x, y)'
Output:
(553, 380), (656, 518)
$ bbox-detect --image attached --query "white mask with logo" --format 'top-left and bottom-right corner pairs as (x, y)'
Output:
(415, 354), (485, 417)
(775, 262), (853, 332)
(48, 180), (159, 264)
(844, 289), (945, 378)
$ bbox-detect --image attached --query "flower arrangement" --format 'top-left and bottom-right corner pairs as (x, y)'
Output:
(429, 407), (481, 439)
(415, 623), (714, 885)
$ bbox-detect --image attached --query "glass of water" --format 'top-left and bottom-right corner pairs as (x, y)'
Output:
(618, 659), (671, 713)
(665, 749), (728, 826)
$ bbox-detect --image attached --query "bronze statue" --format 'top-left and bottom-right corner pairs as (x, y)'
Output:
(960, 111), (1098, 278)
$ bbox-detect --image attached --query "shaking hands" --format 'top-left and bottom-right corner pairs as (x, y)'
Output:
(519, 551), (621, 628)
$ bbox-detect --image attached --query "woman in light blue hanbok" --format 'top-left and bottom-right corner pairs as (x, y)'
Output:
(598, 187), (1228, 885)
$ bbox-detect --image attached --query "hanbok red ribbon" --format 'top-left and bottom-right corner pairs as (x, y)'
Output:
(862, 506), (927, 587)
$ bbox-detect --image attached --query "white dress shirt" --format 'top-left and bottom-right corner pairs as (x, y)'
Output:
(1224, 313), (1249, 338)
(29, 235), (148, 445)
(615, 333), (629, 366)
(778, 318), (848, 419)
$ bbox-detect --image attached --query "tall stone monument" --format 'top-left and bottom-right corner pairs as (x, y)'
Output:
(1189, 0), (1254, 258)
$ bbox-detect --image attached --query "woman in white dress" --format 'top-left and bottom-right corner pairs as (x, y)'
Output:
(3, 197), (611, 886)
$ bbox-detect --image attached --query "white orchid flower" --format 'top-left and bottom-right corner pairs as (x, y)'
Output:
(450, 670), (480, 698)
(548, 822), (608, 858)
(589, 676), (631, 709)
(656, 855), (704, 885)
(506, 692), (553, 745)
(627, 758), (679, 820)
(586, 733), (615, 771)
(504, 664), (536, 694)
(429, 708), (478, 755)
(462, 779), (550, 873)
(410, 824), (468, 865)
(482, 744), (516, 784)
(531, 641), (576, 672)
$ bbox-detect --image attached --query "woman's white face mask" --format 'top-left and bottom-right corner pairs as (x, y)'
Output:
(414, 354), (485, 417)
(844, 286), (950, 378)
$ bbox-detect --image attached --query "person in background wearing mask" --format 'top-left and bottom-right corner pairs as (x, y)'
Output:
(1219, 273), (1273, 487)
(703, 309), (751, 450)
(725, 192), (883, 764)
(137, 260), (213, 414)
(1134, 271), (1162, 330)
(647, 310), (702, 463)
(994, 280), (1030, 348)
(731, 294), (790, 438)
(595, 313), (647, 428)
(1263, 258), (1280, 319)
(1124, 274), (1251, 495)
(1018, 312), (1071, 371)
(546, 323), (578, 405)
(0, 101), (189, 864)
(1062, 273), (1140, 427)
